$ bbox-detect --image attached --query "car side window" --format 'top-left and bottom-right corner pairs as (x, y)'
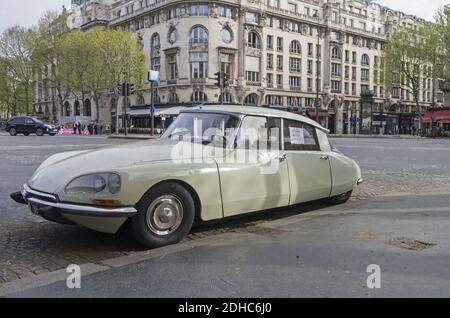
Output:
(12, 117), (25, 124)
(236, 116), (281, 151)
(25, 118), (34, 124)
(283, 119), (320, 151)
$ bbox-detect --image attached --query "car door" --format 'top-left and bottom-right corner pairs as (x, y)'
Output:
(14, 117), (26, 134)
(283, 119), (332, 204)
(24, 118), (36, 134)
(217, 116), (290, 217)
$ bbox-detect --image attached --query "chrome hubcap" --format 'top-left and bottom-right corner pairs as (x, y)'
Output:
(146, 195), (183, 236)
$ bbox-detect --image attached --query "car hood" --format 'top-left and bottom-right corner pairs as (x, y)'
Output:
(28, 138), (226, 193)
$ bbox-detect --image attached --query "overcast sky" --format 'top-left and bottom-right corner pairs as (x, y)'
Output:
(0, 0), (448, 33)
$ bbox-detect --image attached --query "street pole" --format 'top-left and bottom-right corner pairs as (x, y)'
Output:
(124, 79), (128, 136)
(315, 13), (320, 123)
(151, 81), (155, 136)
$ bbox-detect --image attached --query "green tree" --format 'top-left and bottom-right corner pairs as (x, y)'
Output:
(0, 26), (36, 115)
(32, 10), (70, 120)
(382, 25), (434, 128)
(56, 29), (94, 116)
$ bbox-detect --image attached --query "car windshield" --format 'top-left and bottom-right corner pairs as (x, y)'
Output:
(162, 112), (240, 147)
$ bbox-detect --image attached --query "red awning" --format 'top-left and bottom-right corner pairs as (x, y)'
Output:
(306, 110), (330, 118)
(423, 109), (450, 123)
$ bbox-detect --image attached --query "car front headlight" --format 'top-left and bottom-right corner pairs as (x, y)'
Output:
(65, 173), (121, 194)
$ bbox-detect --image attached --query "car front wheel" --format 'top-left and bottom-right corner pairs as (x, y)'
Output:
(131, 182), (195, 249)
(9, 128), (17, 136)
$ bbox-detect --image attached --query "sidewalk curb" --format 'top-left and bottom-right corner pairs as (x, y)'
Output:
(108, 134), (157, 140)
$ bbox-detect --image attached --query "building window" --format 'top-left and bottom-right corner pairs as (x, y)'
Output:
(289, 57), (301, 72)
(84, 99), (92, 117)
(190, 26), (208, 43)
(220, 53), (232, 77)
(267, 35), (273, 49)
(218, 7), (235, 19)
(288, 3), (297, 13)
(277, 55), (283, 70)
(74, 100), (80, 116)
(191, 91), (208, 102)
(245, 12), (258, 23)
(266, 95), (284, 106)
(331, 80), (341, 92)
(277, 37), (283, 52)
(331, 47), (341, 59)
(361, 54), (370, 66)
(361, 68), (370, 81)
(246, 71), (260, 83)
(220, 92), (234, 103)
(168, 7), (181, 20)
(332, 63), (342, 77)
(287, 96), (301, 106)
(220, 28), (233, 43)
(289, 76), (301, 87)
(247, 31), (261, 48)
(289, 40), (301, 54)
(267, 54), (273, 69)
(168, 54), (178, 80)
(189, 4), (209, 16)
(190, 52), (208, 79)
(169, 92), (179, 103)
(151, 33), (160, 49)
(244, 94), (258, 105)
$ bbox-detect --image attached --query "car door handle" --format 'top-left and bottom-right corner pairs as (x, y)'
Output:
(276, 154), (287, 162)
(320, 155), (329, 160)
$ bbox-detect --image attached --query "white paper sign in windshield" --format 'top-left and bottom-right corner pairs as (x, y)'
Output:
(289, 127), (305, 145)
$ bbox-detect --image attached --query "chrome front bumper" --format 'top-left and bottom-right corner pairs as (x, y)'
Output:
(16, 184), (137, 219)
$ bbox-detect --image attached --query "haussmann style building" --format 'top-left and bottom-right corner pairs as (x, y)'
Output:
(32, 0), (446, 135)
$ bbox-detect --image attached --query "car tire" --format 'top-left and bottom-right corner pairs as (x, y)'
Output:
(9, 128), (17, 136)
(49, 133), (56, 136)
(36, 128), (44, 136)
(329, 191), (353, 205)
(24, 133), (29, 136)
(131, 182), (195, 249)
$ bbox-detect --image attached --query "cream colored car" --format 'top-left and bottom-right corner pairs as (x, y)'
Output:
(11, 106), (362, 248)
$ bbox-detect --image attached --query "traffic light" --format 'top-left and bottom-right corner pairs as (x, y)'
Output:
(214, 72), (222, 88)
(128, 83), (135, 96)
(117, 82), (124, 96)
(223, 73), (230, 87)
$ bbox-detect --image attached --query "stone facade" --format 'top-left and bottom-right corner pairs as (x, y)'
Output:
(33, 0), (446, 134)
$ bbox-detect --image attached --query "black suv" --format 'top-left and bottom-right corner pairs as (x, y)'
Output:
(6, 117), (57, 136)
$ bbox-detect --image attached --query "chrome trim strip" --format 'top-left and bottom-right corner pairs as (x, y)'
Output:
(23, 184), (57, 201)
(357, 178), (364, 185)
(27, 197), (137, 217)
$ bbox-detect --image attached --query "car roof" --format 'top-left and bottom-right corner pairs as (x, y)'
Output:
(181, 105), (329, 133)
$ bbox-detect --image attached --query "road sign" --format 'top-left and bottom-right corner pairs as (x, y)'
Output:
(314, 98), (322, 107)
(148, 70), (160, 83)
(301, 107), (307, 114)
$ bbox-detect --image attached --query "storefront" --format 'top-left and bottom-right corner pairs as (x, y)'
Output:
(423, 108), (450, 136)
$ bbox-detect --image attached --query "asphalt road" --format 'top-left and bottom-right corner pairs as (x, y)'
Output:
(1, 133), (450, 297)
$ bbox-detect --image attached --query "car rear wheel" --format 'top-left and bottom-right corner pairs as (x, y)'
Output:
(330, 191), (353, 205)
(131, 182), (195, 249)
(36, 128), (44, 136)
(9, 128), (17, 136)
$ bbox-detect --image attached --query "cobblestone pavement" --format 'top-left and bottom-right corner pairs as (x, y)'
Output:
(0, 135), (449, 284)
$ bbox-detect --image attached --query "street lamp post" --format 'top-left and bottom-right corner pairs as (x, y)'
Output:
(313, 12), (320, 123)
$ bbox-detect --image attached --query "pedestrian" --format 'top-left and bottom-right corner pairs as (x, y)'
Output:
(412, 125), (416, 136)
(78, 121), (82, 135)
(73, 122), (77, 135)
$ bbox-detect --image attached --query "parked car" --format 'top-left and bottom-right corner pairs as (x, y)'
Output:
(6, 116), (57, 136)
(11, 105), (363, 248)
